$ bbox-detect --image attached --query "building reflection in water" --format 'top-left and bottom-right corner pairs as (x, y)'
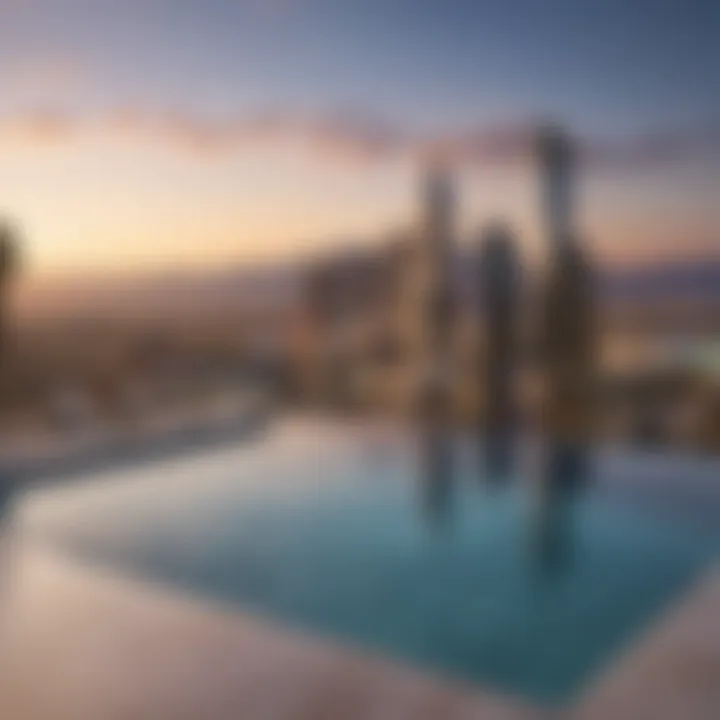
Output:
(530, 439), (590, 576)
(419, 409), (455, 529)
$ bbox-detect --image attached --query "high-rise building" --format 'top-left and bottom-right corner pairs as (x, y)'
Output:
(537, 125), (574, 250)
(414, 164), (456, 396)
(423, 165), (455, 266)
(477, 222), (520, 481)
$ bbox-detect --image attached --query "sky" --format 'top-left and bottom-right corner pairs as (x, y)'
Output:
(0, 0), (717, 281)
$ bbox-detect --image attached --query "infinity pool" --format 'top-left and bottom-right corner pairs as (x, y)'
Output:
(16, 420), (720, 705)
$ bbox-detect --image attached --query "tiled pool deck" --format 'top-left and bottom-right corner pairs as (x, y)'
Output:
(0, 546), (717, 719)
(0, 549), (536, 720)
(574, 568), (720, 720)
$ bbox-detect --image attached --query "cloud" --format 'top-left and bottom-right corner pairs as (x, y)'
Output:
(0, 109), (79, 144)
(0, 107), (416, 162)
(103, 108), (409, 160)
(0, 105), (717, 172)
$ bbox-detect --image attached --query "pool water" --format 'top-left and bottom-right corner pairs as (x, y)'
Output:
(17, 420), (720, 705)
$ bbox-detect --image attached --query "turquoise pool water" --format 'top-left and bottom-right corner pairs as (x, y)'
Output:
(17, 421), (720, 704)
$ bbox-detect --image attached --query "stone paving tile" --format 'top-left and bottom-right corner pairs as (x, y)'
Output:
(0, 549), (538, 720)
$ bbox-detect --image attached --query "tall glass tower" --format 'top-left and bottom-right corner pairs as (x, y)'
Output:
(410, 164), (456, 412)
(537, 125), (574, 250)
(477, 222), (520, 482)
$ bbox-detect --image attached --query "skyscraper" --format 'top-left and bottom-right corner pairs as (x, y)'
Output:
(536, 126), (596, 443)
(477, 222), (520, 482)
(416, 163), (456, 421)
(537, 125), (574, 249)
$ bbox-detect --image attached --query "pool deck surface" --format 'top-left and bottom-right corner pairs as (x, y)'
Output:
(0, 547), (718, 719)
(573, 568), (720, 720)
(0, 549), (537, 720)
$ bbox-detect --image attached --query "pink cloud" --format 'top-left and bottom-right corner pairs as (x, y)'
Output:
(0, 106), (717, 172)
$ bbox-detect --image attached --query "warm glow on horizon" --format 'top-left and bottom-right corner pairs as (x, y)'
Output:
(2, 125), (717, 287)
(0, 134), (417, 278)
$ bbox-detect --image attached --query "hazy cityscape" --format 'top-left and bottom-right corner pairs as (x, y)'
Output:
(2, 131), (718, 456)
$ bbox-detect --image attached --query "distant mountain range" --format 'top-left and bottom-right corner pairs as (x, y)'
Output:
(17, 263), (304, 321)
(18, 255), (720, 322)
(456, 255), (720, 307)
(600, 260), (720, 301)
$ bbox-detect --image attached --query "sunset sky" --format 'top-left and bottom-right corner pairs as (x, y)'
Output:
(0, 0), (717, 282)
